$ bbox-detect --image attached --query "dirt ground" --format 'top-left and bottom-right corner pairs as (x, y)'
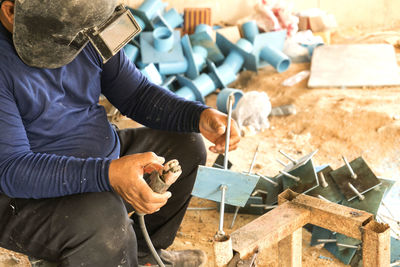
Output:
(0, 27), (399, 266)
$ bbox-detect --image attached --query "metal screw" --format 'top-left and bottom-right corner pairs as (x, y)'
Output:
(342, 156), (357, 179)
(279, 170), (301, 182)
(256, 173), (279, 187)
(348, 182), (365, 200)
(318, 172), (329, 188)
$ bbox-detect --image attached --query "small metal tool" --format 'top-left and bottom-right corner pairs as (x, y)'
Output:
(342, 156), (357, 179)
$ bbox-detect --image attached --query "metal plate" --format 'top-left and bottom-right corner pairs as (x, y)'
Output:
(391, 237), (400, 264)
(281, 158), (319, 194)
(254, 174), (283, 205)
(189, 31), (225, 63)
(336, 178), (391, 250)
(140, 30), (185, 64)
(212, 154), (232, 170)
(330, 157), (381, 201)
(307, 165), (344, 203)
(192, 166), (259, 207)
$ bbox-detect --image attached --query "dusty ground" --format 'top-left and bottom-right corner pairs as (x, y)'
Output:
(0, 28), (399, 266)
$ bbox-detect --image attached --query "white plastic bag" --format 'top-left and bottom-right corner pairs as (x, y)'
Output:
(232, 91), (272, 133)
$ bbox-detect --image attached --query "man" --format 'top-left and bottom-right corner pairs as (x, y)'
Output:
(0, 0), (240, 266)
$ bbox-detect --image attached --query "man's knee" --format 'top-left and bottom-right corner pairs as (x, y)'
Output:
(58, 192), (137, 266)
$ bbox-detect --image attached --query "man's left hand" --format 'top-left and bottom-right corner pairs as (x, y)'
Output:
(199, 108), (240, 154)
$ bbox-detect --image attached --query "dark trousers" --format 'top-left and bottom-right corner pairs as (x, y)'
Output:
(0, 128), (207, 266)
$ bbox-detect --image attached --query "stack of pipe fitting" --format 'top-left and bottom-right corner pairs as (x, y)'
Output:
(123, 0), (292, 112)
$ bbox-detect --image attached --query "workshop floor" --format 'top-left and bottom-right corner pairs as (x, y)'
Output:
(0, 27), (399, 267)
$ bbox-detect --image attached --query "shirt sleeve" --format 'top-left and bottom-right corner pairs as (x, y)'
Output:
(100, 50), (209, 132)
(0, 79), (112, 199)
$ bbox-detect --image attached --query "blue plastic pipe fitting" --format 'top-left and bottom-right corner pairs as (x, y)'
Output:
(259, 45), (290, 73)
(158, 60), (188, 75)
(217, 88), (244, 114)
(242, 21), (259, 43)
(123, 44), (139, 63)
(153, 27), (174, 52)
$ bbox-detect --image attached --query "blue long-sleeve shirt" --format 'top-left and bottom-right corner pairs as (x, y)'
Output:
(0, 23), (208, 199)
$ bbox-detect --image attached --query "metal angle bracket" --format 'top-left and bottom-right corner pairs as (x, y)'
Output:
(192, 166), (260, 207)
(330, 157), (382, 201)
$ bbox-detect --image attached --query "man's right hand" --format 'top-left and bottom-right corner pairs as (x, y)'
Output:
(108, 152), (172, 214)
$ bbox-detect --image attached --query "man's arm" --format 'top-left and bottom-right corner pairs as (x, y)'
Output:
(100, 50), (209, 132)
(0, 83), (111, 198)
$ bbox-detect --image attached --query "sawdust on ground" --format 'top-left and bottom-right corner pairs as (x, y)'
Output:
(0, 27), (399, 267)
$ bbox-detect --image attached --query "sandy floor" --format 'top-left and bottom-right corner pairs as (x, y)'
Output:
(0, 28), (399, 266)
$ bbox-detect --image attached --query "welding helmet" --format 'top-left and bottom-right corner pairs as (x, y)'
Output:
(12, 0), (141, 68)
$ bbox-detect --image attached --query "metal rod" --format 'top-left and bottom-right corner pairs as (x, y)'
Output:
(342, 156), (357, 179)
(337, 243), (360, 250)
(279, 150), (297, 164)
(276, 159), (288, 167)
(279, 170), (301, 182)
(218, 185), (228, 236)
(318, 172), (329, 188)
(251, 189), (268, 196)
(230, 206), (240, 229)
(317, 239), (337, 243)
(256, 173), (279, 187)
(317, 195), (330, 202)
(248, 144), (259, 174)
(348, 182), (365, 200)
(223, 95), (234, 170)
(249, 204), (277, 210)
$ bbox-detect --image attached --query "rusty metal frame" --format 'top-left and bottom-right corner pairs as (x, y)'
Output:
(230, 189), (390, 267)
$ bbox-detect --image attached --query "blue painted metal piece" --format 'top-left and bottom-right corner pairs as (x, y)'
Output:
(241, 21), (259, 43)
(216, 33), (258, 72)
(140, 30), (185, 64)
(195, 24), (214, 36)
(123, 43), (139, 63)
(181, 35), (208, 79)
(211, 37), (253, 88)
(192, 166), (260, 207)
(154, 8), (183, 30)
(190, 31), (225, 63)
(175, 74), (215, 103)
(217, 88), (244, 114)
(391, 237), (400, 264)
(140, 63), (163, 85)
(129, 0), (165, 30)
(253, 31), (290, 73)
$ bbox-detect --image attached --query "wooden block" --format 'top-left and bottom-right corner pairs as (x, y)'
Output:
(278, 227), (302, 267)
(183, 8), (212, 35)
(290, 193), (373, 240)
(362, 221), (391, 267)
(230, 201), (310, 259)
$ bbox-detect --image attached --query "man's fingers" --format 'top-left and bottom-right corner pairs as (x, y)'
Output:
(137, 152), (165, 168)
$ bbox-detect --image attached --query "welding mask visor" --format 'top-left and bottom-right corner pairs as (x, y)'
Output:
(13, 0), (141, 69)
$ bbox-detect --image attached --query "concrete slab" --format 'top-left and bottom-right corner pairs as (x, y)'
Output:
(308, 44), (400, 88)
